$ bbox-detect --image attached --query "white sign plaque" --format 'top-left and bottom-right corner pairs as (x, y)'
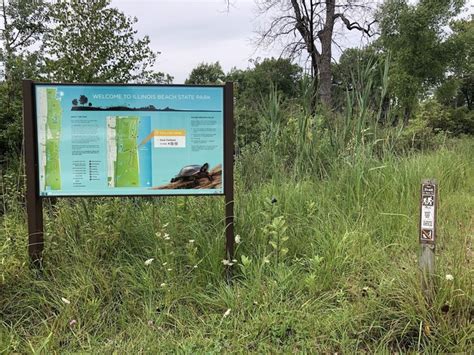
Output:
(420, 181), (437, 243)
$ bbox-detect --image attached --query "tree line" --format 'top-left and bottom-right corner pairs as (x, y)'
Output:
(0, 0), (472, 163)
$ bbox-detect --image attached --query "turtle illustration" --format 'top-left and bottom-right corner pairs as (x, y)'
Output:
(170, 163), (213, 183)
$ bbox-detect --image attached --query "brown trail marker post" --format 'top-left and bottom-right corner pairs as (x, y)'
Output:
(419, 179), (437, 300)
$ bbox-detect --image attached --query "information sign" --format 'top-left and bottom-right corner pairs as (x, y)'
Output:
(34, 84), (225, 196)
(420, 180), (437, 243)
(23, 81), (234, 266)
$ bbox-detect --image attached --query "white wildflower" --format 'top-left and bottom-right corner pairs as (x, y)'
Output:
(445, 274), (454, 281)
(61, 297), (71, 305)
(163, 233), (170, 240)
(167, 268), (172, 272)
(223, 308), (231, 317)
(160, 283), (166, 287)
(69, 319), (77, 326)
(189, 239), (195, 243)
(162, 262), (168, 266)
(221, 259), (234, 266)
(235, 235), (241, 244)
(144, 258), (154, 266)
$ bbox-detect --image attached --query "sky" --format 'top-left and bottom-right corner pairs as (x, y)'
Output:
(111, 0), (473, 83)
(111, 0), (282, 83)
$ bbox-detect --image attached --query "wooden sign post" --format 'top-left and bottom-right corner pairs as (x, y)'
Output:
(419, 179), (437, 299)
(23, 80), (235, 271)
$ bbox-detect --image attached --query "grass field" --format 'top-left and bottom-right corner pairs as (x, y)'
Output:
(0, 139), (473, 353)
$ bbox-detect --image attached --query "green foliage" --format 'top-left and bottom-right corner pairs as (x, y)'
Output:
(43, 0), (171, 83)
(185, 61), (225, 84)
(227, 58), (302, 148)
(395, 116), (440, 151)
(1, 139), (473, 352)
(0, 0), (171, 160)
(0, 0), (49, 159)
(332, 47), (389, 117)
(230, 58), (302, 99)
(417, 100), (474, 136)
(1, 3), (473, 350)
(376, 0), (466, 117)
(0, 52), (42, 158)
(439, 17), (473, 109)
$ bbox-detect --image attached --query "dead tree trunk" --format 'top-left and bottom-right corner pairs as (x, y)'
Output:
(318, 0), (336, 107)
(258, 0), (376, 110)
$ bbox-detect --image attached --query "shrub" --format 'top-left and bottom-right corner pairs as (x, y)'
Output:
(418, 100), (474, 136)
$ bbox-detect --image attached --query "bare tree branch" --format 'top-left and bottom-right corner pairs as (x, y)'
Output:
(255, 0), (378, 107)
(334, 13), (377, 37)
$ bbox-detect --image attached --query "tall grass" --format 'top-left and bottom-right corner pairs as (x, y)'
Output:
(252, 54), (403, 185)
(1, 138), (472, 352)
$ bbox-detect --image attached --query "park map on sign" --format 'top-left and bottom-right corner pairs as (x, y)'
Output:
(43, 88), (62, 190)
(113, 116), (140, 187)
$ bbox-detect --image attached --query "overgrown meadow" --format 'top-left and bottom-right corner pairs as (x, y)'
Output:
(1, 68), (473, 353)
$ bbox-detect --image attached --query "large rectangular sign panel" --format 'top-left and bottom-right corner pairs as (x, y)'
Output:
(33, 84), (224, 196)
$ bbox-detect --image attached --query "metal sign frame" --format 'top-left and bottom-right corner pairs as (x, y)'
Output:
(23, 80), (234, 265)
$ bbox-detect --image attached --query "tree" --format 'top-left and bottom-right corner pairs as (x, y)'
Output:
(256, 0), (376, 107)
(226, 57), (302, 147)
(185, 62), (225, 84)
(0, 0), (48, 158)
(42, 0), (171, 83)
(228, 57), (302, 99)
(79, 95), (88, 106)
(0, 0), (48, 84)
(332, 46), (382, 110)
(377, 0), (465, 120)
(440, 17), (473, 109)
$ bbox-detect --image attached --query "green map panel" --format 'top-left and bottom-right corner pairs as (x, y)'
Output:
(115, 116), (140, 187)
(45, 88), (62, 190)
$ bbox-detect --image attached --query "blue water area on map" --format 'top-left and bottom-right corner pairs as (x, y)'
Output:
(138, 116), (152, 187)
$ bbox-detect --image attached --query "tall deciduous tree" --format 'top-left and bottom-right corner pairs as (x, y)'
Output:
(377, 0), (465, 120)
(185, 62), (225, 84)
(43, 0), (171, 83)
(0, 0), (48, 158)
(439, 17), (473, 109)
(256, 0), (376, 108)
